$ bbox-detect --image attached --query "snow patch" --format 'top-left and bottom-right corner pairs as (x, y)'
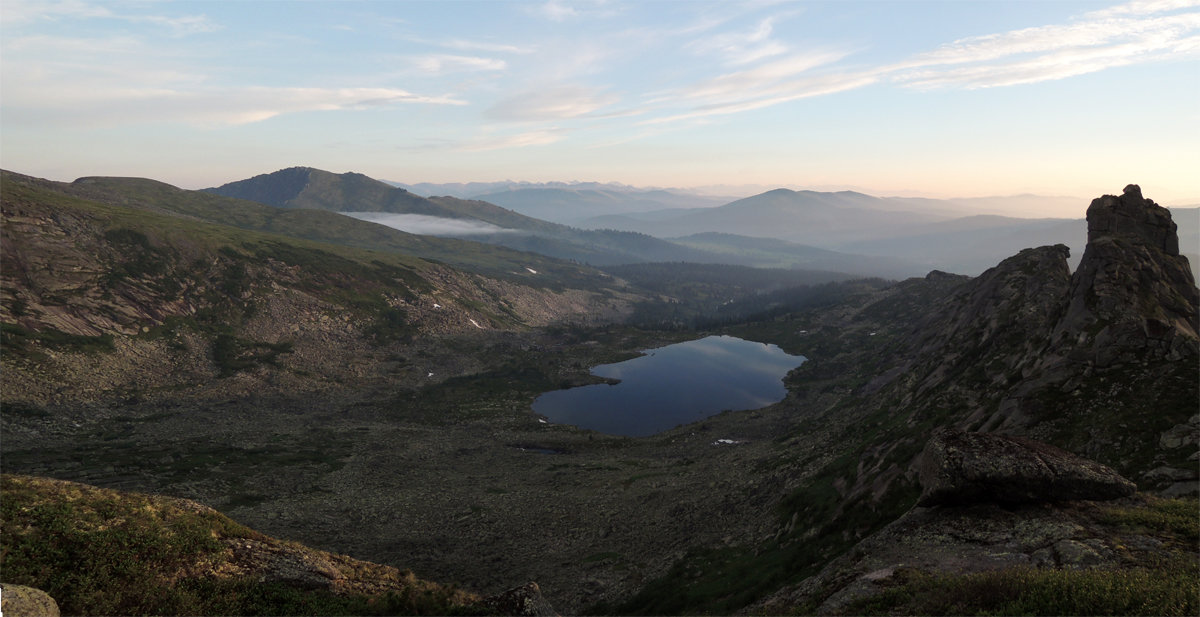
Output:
(525, 267), (538, 274)
(469, 318), (483, 329)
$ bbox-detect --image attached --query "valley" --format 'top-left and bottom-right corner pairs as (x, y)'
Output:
(2, 169), (1197, 616)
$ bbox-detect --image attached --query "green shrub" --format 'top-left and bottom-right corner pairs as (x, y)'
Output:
(845, 562), (1200, 616)
(1101, 497), (1200, 544)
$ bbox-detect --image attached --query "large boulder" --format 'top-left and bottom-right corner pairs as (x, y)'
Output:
(484, 582), (558, 617)
(1, 583), (61, 617)
(917, 429), (1136, 506)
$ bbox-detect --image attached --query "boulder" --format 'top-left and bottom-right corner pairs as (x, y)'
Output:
(1, 583), (61, 617)
(484, 582), (558, 616)
(917, 429), (1136, 506)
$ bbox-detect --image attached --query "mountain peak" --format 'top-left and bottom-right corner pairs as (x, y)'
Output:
(1055, 185), (1198, 366)
(1086, 183), (1181, 255)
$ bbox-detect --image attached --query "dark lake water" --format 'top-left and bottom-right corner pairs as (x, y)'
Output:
(532, 335), (806, 437)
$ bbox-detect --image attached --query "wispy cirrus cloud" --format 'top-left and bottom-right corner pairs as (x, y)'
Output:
(3, 81), (466, 127)
(633, 0), (1199, 127)
(889, 1), (1200, 89)
(687, 16), (788, 66)
(659, 50), (852, 105)
(486, 85), (620, 122)
(530, 0), (621, 22)
(1086, 0), (1200, 19)
(1, 0), (218, 35)
(400, 35), (536, 55)
(459, 128), (567, 151)
(404, 54), (508, 75)
(442, 38), (535, 54)
(641, 71), (879, 126)
(1, 0), (113, 24)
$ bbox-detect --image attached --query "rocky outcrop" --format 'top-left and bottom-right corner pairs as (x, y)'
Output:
(484, 582), (559, 617)
(1054, 184), (1199, 364)
(758, 494), (1190, 616)
(917, 429), (1136, 506)
(1086, 184), (1183, 255)
(0, 584), (61, 617)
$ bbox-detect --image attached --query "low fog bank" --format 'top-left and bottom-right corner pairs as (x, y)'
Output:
(344, 212), (516, 236)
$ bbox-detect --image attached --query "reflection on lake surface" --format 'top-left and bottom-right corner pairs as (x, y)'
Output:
(532, 335), (806, 437)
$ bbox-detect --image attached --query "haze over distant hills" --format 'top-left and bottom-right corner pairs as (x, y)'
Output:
(391, 180), (734, 225)
(209, 168), (927, 277)
(210, 167), (1197, 278)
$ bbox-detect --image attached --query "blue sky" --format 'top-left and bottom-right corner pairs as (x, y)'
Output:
(2, 0), (1198, 205)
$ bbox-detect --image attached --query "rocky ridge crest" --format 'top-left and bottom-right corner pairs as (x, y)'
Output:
(834, 185), (1198, 506)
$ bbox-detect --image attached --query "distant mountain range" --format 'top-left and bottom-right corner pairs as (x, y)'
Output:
(390, 180), (733, 225)
(209, 168), (1197, 278)
(208, 168), (926, 277)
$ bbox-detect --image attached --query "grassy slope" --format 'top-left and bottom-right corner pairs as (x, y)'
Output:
(841, 497), (1199, 616)
(0, 475), (485, 616)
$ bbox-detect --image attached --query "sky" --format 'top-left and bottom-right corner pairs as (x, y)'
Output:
(2, 0), (1198, 206)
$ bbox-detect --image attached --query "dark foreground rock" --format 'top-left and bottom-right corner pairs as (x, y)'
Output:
(485, 582), (558, 616)
(918, 429), (1136, 506)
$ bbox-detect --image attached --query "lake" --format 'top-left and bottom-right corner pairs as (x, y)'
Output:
(532, 335), (806, 437)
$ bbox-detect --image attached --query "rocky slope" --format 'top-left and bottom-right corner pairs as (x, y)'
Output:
(756, 429), (1196, 615)
(818, 185), (1197, 508)
(1, 170), (632, 408)
(622, 185), (1198, 614)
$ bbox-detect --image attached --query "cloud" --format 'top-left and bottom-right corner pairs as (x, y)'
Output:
(663, 50), (851, 104)
(889, 3), (1200, 89)
(400, 34), (536, 55)
(405, 54), (508, 74)
(486, 85), (620, 122)
(687, 16), (788, 66)
(2, 82), (467, 127)
(529, 0), (623, 22)
(130, 13), (221, 36)
(1086, 0), (1200, 19)
(459, 128), (567, 151)
(443, 38), (536, 54)
(634, 0), (1199, 126)
(0, 0), (112, 24)
(641, 71), (879, 126)
(1, 0), (218, 35)
(897, 35), (1198, 89)
(5, 33), (144, 55)
(344, 212), (515, 236)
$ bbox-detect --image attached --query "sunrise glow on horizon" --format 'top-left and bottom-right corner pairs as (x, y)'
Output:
(2, 0), (1198, 209)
